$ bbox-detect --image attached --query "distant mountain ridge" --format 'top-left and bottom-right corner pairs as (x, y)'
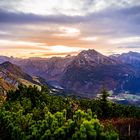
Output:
(1, 50), (140, 97)
(110, 51), (140, 68)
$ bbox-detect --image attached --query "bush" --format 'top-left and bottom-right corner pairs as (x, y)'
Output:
(0, 85), (119, 140)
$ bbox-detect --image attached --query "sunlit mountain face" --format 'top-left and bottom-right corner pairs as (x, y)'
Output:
(0, 0), (140, 58)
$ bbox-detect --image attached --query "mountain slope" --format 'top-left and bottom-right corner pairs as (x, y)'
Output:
(0, 56), (11, 64)
(0, 61), (34, 82)
(13, 56), (74, 83)
(0, 61), (47, 95)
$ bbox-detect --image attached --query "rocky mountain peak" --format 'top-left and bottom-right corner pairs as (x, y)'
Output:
(74, 49), (117, 66)
(79, 49), (99, 56)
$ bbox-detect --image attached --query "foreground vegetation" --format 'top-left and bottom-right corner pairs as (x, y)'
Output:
(0, 85), (140, 140)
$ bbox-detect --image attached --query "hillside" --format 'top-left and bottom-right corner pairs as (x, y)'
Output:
(1, 85), (140, 140)
(0, 61), (47, 95)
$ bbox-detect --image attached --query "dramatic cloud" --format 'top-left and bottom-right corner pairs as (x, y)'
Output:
(0, 0), (140, 57)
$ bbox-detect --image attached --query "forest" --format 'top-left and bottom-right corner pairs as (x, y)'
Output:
(0, 85), (140, 140)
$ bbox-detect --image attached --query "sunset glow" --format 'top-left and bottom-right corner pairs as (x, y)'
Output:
(0, 0), (140, 57)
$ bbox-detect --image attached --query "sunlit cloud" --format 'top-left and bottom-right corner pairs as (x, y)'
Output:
(53, 27), (80, 37)
(50, 45), (83, 53)
(1, 0), (140, 16)
(108, 36), (140, 44)
(0, 39), (85, 58)
(18, 0), (86, 16)
(80, 37), (98, 41)
(0, 39), (45, 48)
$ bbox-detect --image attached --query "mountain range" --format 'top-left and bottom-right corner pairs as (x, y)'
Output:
(1, 49), (140, 97)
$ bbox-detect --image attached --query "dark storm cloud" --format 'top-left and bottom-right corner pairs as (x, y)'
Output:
(0, 4), (140, 27)
(0, 9), (86, 24)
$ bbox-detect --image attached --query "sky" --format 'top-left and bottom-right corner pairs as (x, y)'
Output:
(0, 0), (140, 58)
